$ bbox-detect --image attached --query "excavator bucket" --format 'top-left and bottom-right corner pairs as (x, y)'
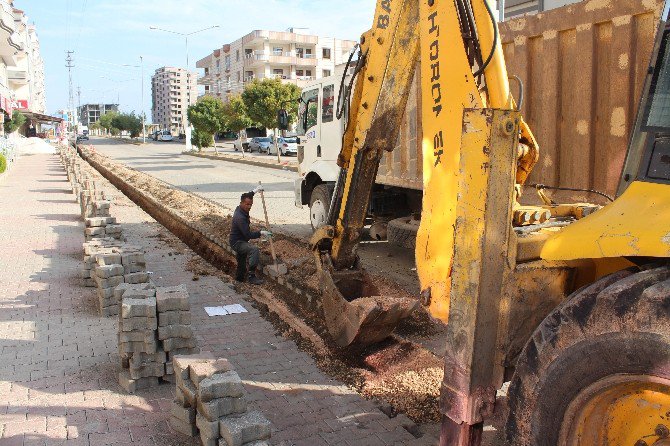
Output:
(315, 253), (418, 346)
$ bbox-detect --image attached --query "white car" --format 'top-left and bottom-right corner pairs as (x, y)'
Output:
(158, 131), (173, 142)
(268, 137), (298, 156)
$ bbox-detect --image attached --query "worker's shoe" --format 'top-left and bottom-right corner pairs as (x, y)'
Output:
(248, 273), (264, 285)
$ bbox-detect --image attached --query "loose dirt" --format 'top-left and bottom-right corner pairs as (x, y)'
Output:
(82, 147), (445, 423)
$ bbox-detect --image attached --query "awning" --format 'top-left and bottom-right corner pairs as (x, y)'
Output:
(22, 111), (64, 124)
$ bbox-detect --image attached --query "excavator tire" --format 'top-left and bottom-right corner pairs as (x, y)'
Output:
(505, 263), (670, 445)
(387, 216), (418, 249)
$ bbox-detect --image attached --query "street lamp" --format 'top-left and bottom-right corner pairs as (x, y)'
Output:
(149, 25), (220, 152)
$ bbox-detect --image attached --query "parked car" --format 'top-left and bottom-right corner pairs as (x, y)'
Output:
(158, 131), (173, 142)
(268, 137), (298, 156)
(76, 134), (89, 142)
(151, 130), (160, 141)
(249, 137), (273, 153)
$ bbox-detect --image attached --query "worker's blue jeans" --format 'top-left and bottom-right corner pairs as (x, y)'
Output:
(232, 241), (260, 280)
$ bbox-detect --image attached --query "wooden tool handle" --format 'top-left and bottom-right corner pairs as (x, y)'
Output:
(258, 181), (278, 267)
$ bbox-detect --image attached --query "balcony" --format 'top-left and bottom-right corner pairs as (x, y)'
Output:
(243, 51), (317, 68)
(7, 69), (27, 84)
(243, 30), (319, 46)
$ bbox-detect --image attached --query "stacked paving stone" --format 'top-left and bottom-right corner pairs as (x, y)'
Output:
(157, 285), (198, 381)
(117, 284), (198, 393)
(85, 245), (150, 316)
(171, 354), (272, 446)
(118, 287), (163, 392)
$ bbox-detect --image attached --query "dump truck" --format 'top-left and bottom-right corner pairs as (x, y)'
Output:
(295, 0), (664, 249)
(295, 0), (670, 443)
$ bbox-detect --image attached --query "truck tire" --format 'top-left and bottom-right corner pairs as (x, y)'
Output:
(387, 216), (419, 249)
(506, 264), (670, 445)
(309, 184), (331, 230)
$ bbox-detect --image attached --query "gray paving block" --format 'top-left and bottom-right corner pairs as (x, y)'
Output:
(171, 402), (196, 424)
(121, 296), (157, 318)
(198, 370), (244, 402)
(128, 351), (166, 368)
(96, 253), (121, 265)
(100, 305), (120, 317)
(118, 330), (155, 344)
(196, 413), (219, 442)
(156, 284), (190, 312)
(157, 324), (193, 340)
(158, 310), (191, 327)
(119, 339), (157, 355)
(124, 272), (149, 284)
(169, 415), (198, 437)
(190, 359), (234, 389)
(129, 362), (164, 379)
(97, 287), (115, 299)
(95, 264), (125, 278)
(94, 275), (124, 289)
(218, 411), (271, 446)
(124, 264), (146, 274)
(177, 377), (198, 408)
(85, 227), (105, 237)
(121, 252), (146, 265)
(118, 369), (159, 394)
(104, 224), (122, 235)
(162, 337), (197, 352)
(119, 316), (157, 332)
(197, 396), (247, 422)
(173, 352), (215, 381)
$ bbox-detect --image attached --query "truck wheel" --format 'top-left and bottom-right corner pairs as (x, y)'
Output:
(506, 264), (670, 446)
(387, 216), (419, 249)
(309, 184), (331, 230)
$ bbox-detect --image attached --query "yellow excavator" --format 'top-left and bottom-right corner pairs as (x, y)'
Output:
(304, 0), (670, 443)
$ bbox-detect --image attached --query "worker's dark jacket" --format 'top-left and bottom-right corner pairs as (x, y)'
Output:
(229, 205), (261, 247)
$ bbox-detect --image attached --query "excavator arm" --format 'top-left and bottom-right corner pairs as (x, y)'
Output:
(310, 0), (539, 347)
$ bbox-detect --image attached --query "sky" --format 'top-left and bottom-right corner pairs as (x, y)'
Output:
(22, 0), (376, 119)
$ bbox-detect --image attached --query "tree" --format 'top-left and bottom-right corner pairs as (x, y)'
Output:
(221, 94), (253, 134)
(99, 111), (119, 135)
(187, 96), (224, 153)
(89, 122), (102, 135)
(191, 127), (213, 150)
(4, 110), (26, 134)
(241, 79), (300, 131)
(111, 112), (142, 138)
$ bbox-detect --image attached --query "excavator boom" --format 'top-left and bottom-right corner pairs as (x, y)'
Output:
(310, 0), (537, 346)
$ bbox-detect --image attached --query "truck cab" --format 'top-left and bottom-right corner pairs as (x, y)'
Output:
(295, 71), (350, 229)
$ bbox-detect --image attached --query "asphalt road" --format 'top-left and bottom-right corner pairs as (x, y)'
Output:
(90, 137), (312, 239)
(89, 137), (420, 294)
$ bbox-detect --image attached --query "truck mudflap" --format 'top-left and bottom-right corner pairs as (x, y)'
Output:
(293, 177), (304, 208)
(314, 252), (418, 346)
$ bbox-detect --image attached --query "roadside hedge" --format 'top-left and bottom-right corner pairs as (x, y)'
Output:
(0, 153), (6, 174)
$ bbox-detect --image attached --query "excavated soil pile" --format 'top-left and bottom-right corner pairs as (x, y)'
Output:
(83, 148), (444, 423)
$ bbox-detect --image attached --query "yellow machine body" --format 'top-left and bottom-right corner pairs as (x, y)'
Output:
(542, 181), (670, 260)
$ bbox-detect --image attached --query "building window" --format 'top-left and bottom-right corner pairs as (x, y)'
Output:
(237, 72), (241, 82)
(322, 48), (331, 59)
(296, 69), (304, 77)
(236, 50), (240, 62)
(322, 69), (331, 77)
(322, 84), (334, 123)
(273, 47), (283, 55)
(216, 59), (220, 68)
(305, 48), (313, 58)
(296, 47), (304, 58)
(225, 55), (231, 70)
(306, 70), (312, 77)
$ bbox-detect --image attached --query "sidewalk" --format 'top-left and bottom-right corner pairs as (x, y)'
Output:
(0, 153), (436, 445)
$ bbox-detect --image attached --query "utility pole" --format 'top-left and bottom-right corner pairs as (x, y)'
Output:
(141, 55), (145, 143)
(65, 51), (75, 133)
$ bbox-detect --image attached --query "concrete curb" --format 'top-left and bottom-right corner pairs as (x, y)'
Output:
(183, 152), (298, 172)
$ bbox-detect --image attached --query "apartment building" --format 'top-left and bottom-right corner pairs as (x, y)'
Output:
(77, 103), (119, 127)
(0, 1), (47, 133)
(151, 67), (198, 134)
(196, 28), (357, 101)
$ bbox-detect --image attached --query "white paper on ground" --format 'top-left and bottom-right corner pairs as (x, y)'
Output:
(204, 304), (248, 317)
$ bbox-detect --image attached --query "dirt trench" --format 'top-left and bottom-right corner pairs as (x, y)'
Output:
(79, 145), (445, 423)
